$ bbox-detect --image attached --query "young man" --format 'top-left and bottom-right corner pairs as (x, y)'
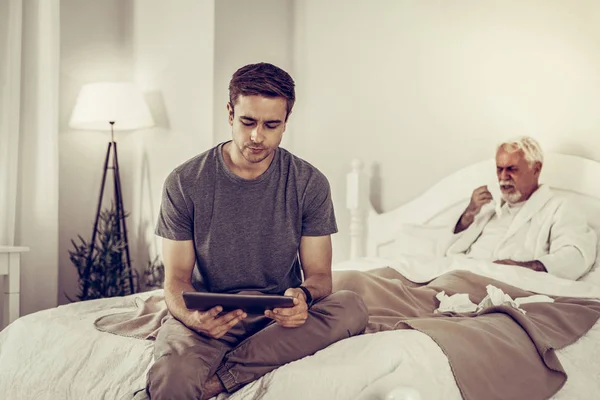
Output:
(449, 136), (597, 280)
(147, 63), (368, 399)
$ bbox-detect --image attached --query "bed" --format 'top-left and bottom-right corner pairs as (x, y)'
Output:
(1, 152), (600, 400)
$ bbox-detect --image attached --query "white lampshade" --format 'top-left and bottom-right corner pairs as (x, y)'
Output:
(69, 82), (154, 131)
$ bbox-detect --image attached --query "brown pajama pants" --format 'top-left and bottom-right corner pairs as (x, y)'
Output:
(146, 290), (368, 399)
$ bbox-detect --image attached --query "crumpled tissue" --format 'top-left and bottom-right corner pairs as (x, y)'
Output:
(435, 284), (554, 314)
(435, 291), (477, 313)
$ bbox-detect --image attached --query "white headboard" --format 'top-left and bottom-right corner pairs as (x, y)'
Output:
(346, 153), (600, 259)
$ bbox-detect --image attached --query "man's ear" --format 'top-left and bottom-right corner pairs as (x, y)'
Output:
(227, 102), (234, 126)
(533, 161), (542, 176)
(281, 110), (292, 134)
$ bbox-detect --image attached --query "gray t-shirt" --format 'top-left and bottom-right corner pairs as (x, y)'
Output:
(156, 142), (338, 295)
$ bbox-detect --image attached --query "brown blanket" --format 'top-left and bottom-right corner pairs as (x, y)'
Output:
(94, 295), (168, 340)
(95, 269), (600, 400)
(333, 268), (600, 400)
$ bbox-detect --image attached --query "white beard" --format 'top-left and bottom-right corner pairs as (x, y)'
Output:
(502, 190), (522, 204)
(499, 179), (522, 204)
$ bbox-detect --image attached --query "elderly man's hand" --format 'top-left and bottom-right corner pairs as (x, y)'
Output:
(466, 186), (494, 216)
(494, 259), (519, 266)
(494, 259), (547, 272)
(455, 186), (495, 233)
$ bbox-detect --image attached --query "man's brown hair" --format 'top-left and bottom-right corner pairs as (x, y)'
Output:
(229, 63), (295, 121)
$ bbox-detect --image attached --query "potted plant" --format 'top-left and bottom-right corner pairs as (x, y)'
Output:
(144, 255), (165, 290)
(68, 203), (138, 301)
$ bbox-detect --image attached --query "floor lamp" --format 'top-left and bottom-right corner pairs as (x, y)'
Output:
(69, 83), (154, 294)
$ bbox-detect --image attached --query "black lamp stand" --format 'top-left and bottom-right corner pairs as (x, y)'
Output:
(87, 121), (134, 294)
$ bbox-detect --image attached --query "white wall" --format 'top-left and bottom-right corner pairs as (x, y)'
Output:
(293, 0), (600, 263)
(59, 0), (134, 303)
(55, 0), (600, 301)
(9, 0), (60, 321)
(213, 0), (294, 147)
(130, 0), (215, 277)
(59, 0), (215, 301)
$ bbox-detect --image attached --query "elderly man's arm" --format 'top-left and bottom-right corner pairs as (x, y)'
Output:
(454, 186), (494, 234)
(495, 203), (597, 280)
(454, 212), (476, 234)
(494, 259), (547, 272)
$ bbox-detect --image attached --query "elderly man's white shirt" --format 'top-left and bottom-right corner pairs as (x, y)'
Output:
(446, 185), (597, 280)
(464, 202), (524, 260)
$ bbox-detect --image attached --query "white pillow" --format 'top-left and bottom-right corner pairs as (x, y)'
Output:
(549, 190), (600, 286)
(579, 230), (600, 286)
(390, 223), (453, 258)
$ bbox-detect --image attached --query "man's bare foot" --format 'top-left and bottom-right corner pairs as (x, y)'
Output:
(201, 375), (225, 400)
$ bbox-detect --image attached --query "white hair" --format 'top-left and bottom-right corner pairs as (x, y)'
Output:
(496, 136), (544, 166)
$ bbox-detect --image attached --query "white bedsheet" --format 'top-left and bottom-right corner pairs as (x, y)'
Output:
(1, 256), (599, 400)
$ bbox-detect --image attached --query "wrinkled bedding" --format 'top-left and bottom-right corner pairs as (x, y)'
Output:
(1, 255), (600, 400)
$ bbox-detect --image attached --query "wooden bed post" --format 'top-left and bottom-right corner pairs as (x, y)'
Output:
(347, 158), (367, 260)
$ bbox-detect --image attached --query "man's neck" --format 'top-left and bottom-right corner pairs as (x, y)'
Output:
(519, 184), (541, 203)
(222, 142), (274, 180)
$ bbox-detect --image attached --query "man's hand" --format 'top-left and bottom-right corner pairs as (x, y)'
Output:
(264, 288), (309, 328)
(494, 259), (547, 272)
(187, 306), (247, 339)
(455, 186), (494, 233)
(466, 185), (493, 216)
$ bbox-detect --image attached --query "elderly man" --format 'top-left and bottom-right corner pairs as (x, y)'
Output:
(447, 136), (597, 280)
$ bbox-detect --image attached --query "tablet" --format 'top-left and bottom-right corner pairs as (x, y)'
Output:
(182, 291), (295, 314)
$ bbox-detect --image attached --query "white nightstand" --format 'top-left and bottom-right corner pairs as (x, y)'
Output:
(0, 246), (29, 329)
